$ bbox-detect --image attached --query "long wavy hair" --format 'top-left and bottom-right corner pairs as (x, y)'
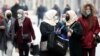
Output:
(81, 3), (96, 29)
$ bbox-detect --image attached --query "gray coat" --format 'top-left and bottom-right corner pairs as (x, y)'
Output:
(4, 17), (15, 41)
(0, 18), (7, 51)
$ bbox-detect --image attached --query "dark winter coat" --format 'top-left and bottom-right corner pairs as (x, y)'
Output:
(11, 3), (28, 19)
(69, 22), (83, 56)
(52, 5), (61, 18)
(4, 17), (16, 41)
(11, 4), (21, 19)
(40, 22), (54, 42)
(37, 5), (47, 19)
(0, 17), (7, 51)
(78, 16), (100, 48)
(15, 17), (35, 44)
(69, 21), (83, 56)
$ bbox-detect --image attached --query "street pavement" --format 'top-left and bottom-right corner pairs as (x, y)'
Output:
(7, 43), (100, 56)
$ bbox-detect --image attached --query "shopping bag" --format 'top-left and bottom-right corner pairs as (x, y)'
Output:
(40, 41), (48, 51)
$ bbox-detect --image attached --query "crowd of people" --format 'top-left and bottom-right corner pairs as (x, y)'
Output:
(0, 2), (100, 56)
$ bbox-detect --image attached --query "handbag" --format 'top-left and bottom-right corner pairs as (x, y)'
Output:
(95, 34), (100, 43)
(30, 44), (39, 55)
(47, 33), (68, 55)
(21, 25), (30, 43)
(47, 25), (69, 55)
(22, 34), (30, 39)
(40, 41), (48, 51)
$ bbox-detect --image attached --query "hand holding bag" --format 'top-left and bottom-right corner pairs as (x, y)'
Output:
(95, 33), (100, 43)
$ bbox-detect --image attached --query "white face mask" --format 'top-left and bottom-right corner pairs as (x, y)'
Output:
(54, 16), (58, 20)
(54, 16), (59, 23)
(86, 10), (91, 15)
(61, 18), (66, 23)
(17, 14), (23, 19)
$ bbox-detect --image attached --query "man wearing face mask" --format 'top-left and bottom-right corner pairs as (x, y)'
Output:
(4, 10), (16, 56)
(15, 9), (35, 56)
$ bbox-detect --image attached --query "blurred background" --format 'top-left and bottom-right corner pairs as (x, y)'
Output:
(0, 0), (100, 14)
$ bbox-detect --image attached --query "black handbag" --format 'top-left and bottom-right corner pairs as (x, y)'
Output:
(21, 25), (30, 43)
(47, 33), (68, 55)
(30, 44), (39, 55)
(47, 24), (69, 56)
(22, 34), (30, 39)
(95, 34), (100, 43)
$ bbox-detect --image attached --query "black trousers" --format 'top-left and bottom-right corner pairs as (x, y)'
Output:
(18, 43), (29, 56)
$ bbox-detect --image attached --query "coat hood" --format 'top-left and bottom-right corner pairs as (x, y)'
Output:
(66, 10), (78, 26)
(43, 9), (57, 26)
(5, 10), (12, 19)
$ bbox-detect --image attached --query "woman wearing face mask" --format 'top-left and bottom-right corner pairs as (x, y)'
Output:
(65, 10), (83, 56)
(15, 9), (35, 56)
(4, 10), (16, 56)
(40, 9), (59, 56)
(78, 4), (100, 56)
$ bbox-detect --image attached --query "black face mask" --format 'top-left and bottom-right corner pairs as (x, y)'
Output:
(7, 14), (11, 19)
(65, 16), (70, 21)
